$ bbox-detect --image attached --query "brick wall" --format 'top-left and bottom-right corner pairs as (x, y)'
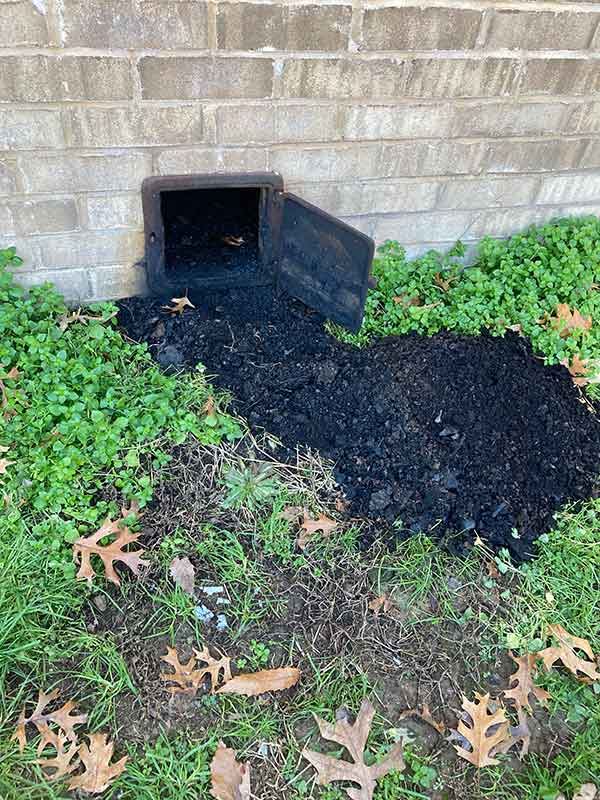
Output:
(1, 0), (600, 302)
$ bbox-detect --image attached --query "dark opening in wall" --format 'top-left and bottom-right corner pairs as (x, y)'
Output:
(161, 187), (261, 281)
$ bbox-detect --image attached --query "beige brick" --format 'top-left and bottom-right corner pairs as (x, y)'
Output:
(156, 147), (269, 175)
(217, 4), (351, 51)
(344, 104), (455, 140)
(140, 57), (273, 100)
(216, 105), (343, 144)
(3, 237), (43, 269)
(14, 269), (90, 301)
(0, 1), (48, 46)
(486, 139), (583, 173)
(0, 203), (15, 237)
(281, 58), (518, 100)
(521, 59), (600, 97)
(565, 102), (600, 134)
(62, 0), (207, 48)
(0, 56), (132, 103)
(87, 195), (142, 230)
(362, 7), (482, 50)
(288, 179), (440, 215)
(339, 216), (373, 237)
(36, 231), (144, 270)
(269, 145), (380, 182)
(89, 264), (148, 301)
(437, 176), (539, 210)
(0, 109), (64, 151)
(455, 102), (567, 138)
(373, 210), (476, 244)
(485, 10), (597, 51)
(21, 152), (151, 194)
(467, 209), (549, 239)
(559, 204), (600, 218)
(0, 159), (19, 194)
(538, 173), (600, 205)
(581, 139), (600, 169)
(380, 140), (487, 178)
(67, 106), (204, 149)
(9, 198), (79, 235)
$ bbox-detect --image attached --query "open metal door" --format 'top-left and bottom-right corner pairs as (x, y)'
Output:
(278, 193), (374, 332)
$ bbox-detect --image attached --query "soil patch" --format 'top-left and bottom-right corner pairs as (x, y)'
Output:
(118, 286), (600, 559)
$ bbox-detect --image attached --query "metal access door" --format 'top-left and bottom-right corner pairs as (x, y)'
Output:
(278, 193), (374, 332)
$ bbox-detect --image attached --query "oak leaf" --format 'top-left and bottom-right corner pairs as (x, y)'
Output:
(298, 511), (338, 549)
(492, 706), (531, 760)
(433, 272), (459, 292)
(557, 786), (598, 800)
(218, 666), (300, 697)
(368, 594), (394, 616)
(303, 699), (404, 800)
(502, 652), (551, 712)
(0, 444), (13, 476)
(451, 692), (510, 768)
(162, 296), (196, 315)
(57, 309), (117, 333)
(550, 304), (592, 338)
(161, 646), (232, 695)
(169, 556), (196, 597)
(37, 734), (81, 780)
(73, 502), (147, 587)
(392, 295), (422, 307)
(561, 355), (600, 387)
(12, 689), (88, 754)
(68, 733), (127, 794)
(222, 235), (245, 247)
(398, 704), (446, 735)
(210, 741), (251, 800)
(536, 623), (600, 683)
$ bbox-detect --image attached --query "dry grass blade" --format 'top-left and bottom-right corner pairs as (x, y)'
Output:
(210, 741), (251, 800)
(72, 502), (147, 587)
(68, 733), (128, 794)
(161, 646), (232, 695)
(536, 623), (600, 683)
(12, 689), (87, 754)
(502, 652), (551, 712)
(217, 667), (300, 697)
(398, 704), (446, 734)
(302, 699), (404, 800)
(451, 692), (510, 768)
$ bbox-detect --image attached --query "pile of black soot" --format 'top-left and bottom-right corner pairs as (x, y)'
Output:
(118, 286), (600, 560)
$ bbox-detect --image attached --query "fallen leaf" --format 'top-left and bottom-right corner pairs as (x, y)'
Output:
(57, 309), (117, 333)
(210, 741), (251, 800)
(433, 272), (459, 292)
(72, 502), (147, 587)
(393, 294), (422, 307)
(161, 646), (232, 695)
(303, 698), (404, 800)
(368, 594), (394, 616)
(398, 704), (446, 735)
(298, 511), (338, 549)
(502, 652), (551, 712)
(574, 785), (598, 800)
(12, 690), (87, 754)
(222, 235), (245, 247)
(37, 734), (80, 780)
(0, 445), (14, 476)
(162, 296), (196, 315)
(486, 560), (500, 579)
(549, 304), (592, 338)
(203, 395), (216, 416)
(507, 323), (523, 334)
(561, 354), (600, 387)
(169, 556), (196, 596)
(536, 623), (600, 683)
(493, 706), (531, 760)
(278, 505), (304, 522)
(451, 692), (510, 768)
(218, 667), (300, 697)
(68, 733), (127, 794)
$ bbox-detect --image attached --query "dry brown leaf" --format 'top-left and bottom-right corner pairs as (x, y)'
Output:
(298, 512), (338, 549)
(222, 235), (245, 247)
(433, 272), (459, 292)
(169, 556), (196, 597)
(161, 646), (232, 695)
(0, 445), (14, 476)
(368, 594), (394, 616)
(162, 296), (196, 315)
(218, 667), (300, 697)
(68, 733), (127, 794)
(536, 623), (600, 683)
(502, 652), (551, 712)
(392, 294), (422, 307)
(561, 354), (600, 387)
(398, 704), (446, 735)
(452, 692), (511, 768)
(12, 689), (87, 754)
(210, 741), (251, 800)
(72, 502), (147, 587)
(557, 786), (598, 800)
(303, 699), (404, 800)
(37, 734), (81, 780)
(549, 304), (592, 338)
(278, 505), (304, 522)
(57, 309), (117, 333)
(493, 706), (531, 760)
(203, 395), (216, 416)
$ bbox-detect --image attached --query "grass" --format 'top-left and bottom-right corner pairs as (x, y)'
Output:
(2, 220), (600, 799)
